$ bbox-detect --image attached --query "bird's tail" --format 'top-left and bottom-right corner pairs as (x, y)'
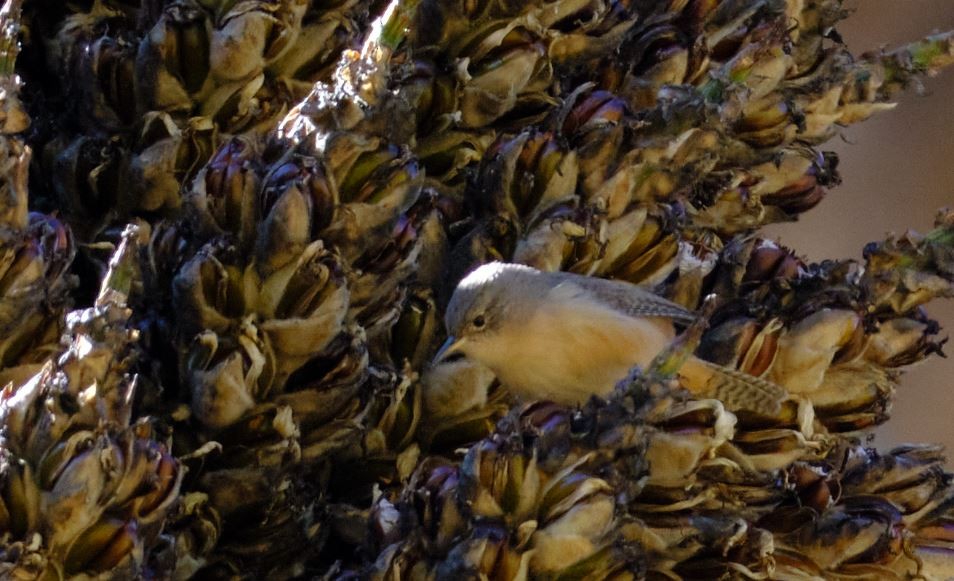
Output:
(678, 356), (788, 416)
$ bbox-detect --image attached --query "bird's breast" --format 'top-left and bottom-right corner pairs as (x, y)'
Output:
(484, 299), (676, 404)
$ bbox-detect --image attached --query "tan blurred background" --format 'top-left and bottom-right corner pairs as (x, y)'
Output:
(764, 0), (954, 453)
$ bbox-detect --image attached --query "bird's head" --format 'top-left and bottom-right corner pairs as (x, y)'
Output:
(435, 261), (539, 364)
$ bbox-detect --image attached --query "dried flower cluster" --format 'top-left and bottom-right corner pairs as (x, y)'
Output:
(0, 0), (951, 578)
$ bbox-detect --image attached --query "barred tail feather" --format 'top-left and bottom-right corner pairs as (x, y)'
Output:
(678, 356), (788, 415)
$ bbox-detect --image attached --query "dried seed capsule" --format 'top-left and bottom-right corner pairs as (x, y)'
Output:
(475, 130), (578, 228)
(458, 25), (552, 128)
(172, 246), (245, 337)
(209, 0), (307, 82)
(64, 518), (138, 575)
(76, 35), (138, 131)
(255, 241), (349, 379)
(136, 2), (211, 112)
(768, 309), (865, 395)
(188, 136), (262, 247)
(129, 115), (218, 212)
(184, 326), (274, 430)
(257, 153), (336, 274)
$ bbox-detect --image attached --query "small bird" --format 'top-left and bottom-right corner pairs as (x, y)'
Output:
(435, 261), (787, 415)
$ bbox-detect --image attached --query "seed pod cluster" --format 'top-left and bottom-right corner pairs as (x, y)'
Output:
(23, 0), (374, 239)
(0, 227), (183, 578)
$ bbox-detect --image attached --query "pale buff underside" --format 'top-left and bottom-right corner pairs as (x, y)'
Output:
(471, 290), (677, 404)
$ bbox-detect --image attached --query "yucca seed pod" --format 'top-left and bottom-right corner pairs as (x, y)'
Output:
(0, 8), (78, 396)
(255, 151), (336, 273)
(842, 448), (954, 541)
(903, 508), (954, 580)
(207, 0), (307, 83)
(268, 0), (368, 91)
(387, 287), (440, 369)
(420, 356), (498, 421)
(73, 32), (138, 132)
(129, 114), (218, 213)
(374, 442), (639, 579)
(136, 1), (212, 114)
(474, 130), (578, 229)
(186, 135), (263, 247)
(0, 213), (75, 390)
(559, 86), (629, 199)
(321, 137), (423, 257)
(253, 240), (350, 381)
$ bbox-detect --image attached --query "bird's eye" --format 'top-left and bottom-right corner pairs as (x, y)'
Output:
(472, 315), (486, 329)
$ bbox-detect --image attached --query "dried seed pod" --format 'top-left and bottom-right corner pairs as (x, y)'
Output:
(861, 212), (954, 315)
(208, 0), (308, 83)
(63, 518), (139, 575)
(421, 357), (497, 419)
(256, 152), (336, 273)
(458, 25), (553, 128)
(70, 33), (139, 131)
(512, 205), (589, 272)
(184, 326), (274, 430)
(806, 361), (894, 432)
(254, 240), (350, 380)
(559, 87), (629, 198)
(864, 315), (945, 368)
(414, 130), (493, 186)
(0, 76), (26, 136)
(907, 512), (954, 580)
(734, 97), (797, 149)
(349, 195), (447, 336)
(472, 130), (580, 227)
(389, 289), (441, 369)
(129, 114), (218, 212)
(698, 317), (782, 378)
(0, 135), (28, 231)
(546, 1), (636, 69)
(0, 227), (181, 576)
(136, 1), (212, 112)
(172, 245), (245, 337)
(570, 209), (681, 286)
(768, 309), (865, 395)
(0, 213), (74, 385)
(187, 136), (262, 246)
(841, 444), (950, 522)
(770, 496), (908, 573)
(321, 139), (424, 264)
(268, 4), (363, 87)
(616, 24), (695, 109)
(644, 399), (736, 486)
(14, 0), (954, 578)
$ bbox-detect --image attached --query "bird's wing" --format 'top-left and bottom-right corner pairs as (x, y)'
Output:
(548, 272), (698, 324)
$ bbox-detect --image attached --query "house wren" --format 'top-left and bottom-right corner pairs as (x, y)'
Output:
(436, 262), (787, 414)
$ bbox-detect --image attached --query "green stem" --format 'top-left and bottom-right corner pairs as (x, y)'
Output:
(378, 0), (421, 52)
(865, 30), (954, 98)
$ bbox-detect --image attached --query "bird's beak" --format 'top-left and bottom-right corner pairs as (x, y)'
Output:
(434, 335), (465, 363)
